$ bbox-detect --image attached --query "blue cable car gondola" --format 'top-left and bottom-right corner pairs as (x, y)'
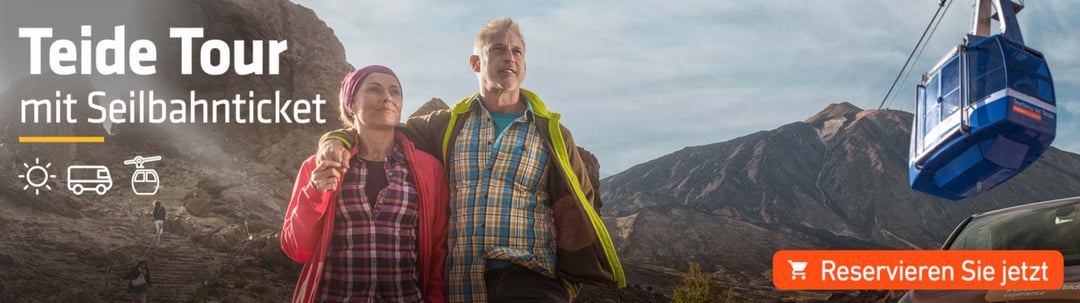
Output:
(910, 0), (1055, 200)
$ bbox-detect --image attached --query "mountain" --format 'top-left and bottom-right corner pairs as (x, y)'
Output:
(601, 102), (1080, 296)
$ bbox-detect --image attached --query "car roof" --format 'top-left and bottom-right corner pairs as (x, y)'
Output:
(970, 196), (1080, 219)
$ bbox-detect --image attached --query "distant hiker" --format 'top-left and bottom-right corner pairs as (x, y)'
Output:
(281, 65), (449, 303)
(174, 201), (190, 220)
(151, 200), (165, 235)
(126, 261), (151, 303)
(314, 18), (624, 302)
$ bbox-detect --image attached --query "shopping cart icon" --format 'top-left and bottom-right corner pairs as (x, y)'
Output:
(788, 260), (808, 280)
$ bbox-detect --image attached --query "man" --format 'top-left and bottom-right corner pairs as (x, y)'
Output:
(151, 200), (165, 236)
(317, 17), (624, 302)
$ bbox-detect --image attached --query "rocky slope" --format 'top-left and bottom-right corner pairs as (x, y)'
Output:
(0, 0), (347, 301)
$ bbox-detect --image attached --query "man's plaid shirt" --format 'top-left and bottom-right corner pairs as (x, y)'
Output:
(444, 99), (555, 302)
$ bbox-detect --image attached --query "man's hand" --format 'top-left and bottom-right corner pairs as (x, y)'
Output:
(311, 140), (349, 192)
(310, 160), (344, 192)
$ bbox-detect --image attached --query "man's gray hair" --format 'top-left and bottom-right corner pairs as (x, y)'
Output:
(473, 17), (525, 55)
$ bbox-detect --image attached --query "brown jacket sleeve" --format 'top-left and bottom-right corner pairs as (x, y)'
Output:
(559, 124), (601, 210)
(317, 109), (451, 160)
(319, 128), (356, 149)
(397, 110), (452, 161)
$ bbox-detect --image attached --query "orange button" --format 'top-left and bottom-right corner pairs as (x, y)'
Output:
(773, 250), (1064, 290)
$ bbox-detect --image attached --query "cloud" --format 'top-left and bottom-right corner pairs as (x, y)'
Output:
(1057, 96), (1080, 153)
(294, 0), (1080, 176)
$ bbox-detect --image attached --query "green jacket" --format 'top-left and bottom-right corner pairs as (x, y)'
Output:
(323, 88), (625, 288)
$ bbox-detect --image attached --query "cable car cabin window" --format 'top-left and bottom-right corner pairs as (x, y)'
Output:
(968, 39), (1007, 103)
(915, 85), (927, 154)
(923, 73), (941, 139)
(1004, 43), (1055, 103)
(940, 59), (961, 117)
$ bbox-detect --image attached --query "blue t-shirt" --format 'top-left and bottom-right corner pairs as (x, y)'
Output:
(490, 110), (525, 139)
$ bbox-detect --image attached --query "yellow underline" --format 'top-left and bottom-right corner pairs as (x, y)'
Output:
(19, 136), (105, 143)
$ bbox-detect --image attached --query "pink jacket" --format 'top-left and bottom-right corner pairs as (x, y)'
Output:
(281, 132), (448, 303)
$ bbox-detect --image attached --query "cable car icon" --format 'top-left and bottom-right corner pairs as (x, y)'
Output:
(123, 155), (162, 195)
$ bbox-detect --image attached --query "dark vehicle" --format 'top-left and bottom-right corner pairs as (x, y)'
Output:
(899, 196), (1080, 302)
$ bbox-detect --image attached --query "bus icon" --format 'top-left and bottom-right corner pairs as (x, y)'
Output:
(67, 165), (113, 195)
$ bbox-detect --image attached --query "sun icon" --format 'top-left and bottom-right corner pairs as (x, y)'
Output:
(18, 157), (57, 195)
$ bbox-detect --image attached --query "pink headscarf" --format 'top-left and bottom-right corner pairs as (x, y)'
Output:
(339, 65), (401, 117)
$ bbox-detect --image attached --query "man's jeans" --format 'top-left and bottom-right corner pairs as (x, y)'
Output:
(153, 220), (164, 235)
(484, 264), (569, 303)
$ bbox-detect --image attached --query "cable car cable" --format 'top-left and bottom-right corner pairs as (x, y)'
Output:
(878, 0), (949, 110)
(885, 0), (955, 110)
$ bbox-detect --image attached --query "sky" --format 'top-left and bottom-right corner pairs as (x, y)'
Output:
(287, 0), (1080, 178)
(4, 0), (1078, 178)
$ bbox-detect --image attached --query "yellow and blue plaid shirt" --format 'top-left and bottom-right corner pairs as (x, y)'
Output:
(445, 98), (555, 302)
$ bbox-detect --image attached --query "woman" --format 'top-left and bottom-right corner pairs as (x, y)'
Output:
(175, 201), (189, 220)
(281, 65), (449, 303)
(126, 261), (151, 303)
